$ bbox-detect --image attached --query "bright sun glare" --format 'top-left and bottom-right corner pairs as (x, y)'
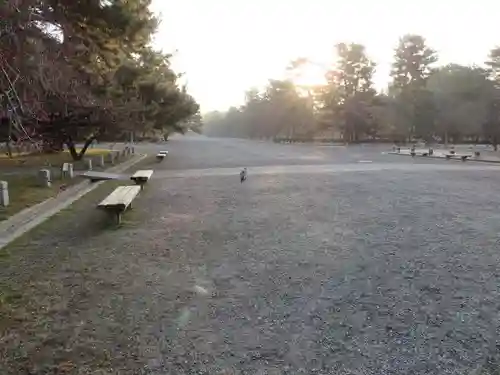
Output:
(291, 63), (328, 87)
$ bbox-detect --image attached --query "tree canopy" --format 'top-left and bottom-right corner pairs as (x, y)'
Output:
(0, 0), (199, 159)
(203, 33), (500, 148)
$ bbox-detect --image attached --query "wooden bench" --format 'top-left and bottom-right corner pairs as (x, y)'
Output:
(130, 169), (153, 189)
(156, 150), (168, 161)
(97, 185), (141, 224)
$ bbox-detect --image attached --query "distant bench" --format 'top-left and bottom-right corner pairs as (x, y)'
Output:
(445, 153), (472, 161)
(98, 185), (141, 224)
(130, 169), (153, 189)
(156, 150), (168, 161)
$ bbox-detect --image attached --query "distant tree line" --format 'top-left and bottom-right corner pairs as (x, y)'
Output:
(1, 0), (200, 159)
(203, 35), (500, 149)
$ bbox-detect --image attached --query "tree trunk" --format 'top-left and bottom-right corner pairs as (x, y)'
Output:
(77, 136), (97, 159)
(65, 137), (80, 161)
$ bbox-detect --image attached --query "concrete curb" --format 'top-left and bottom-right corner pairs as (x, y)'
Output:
(387, 152), (500, 164)
(0, 153), (148, 249)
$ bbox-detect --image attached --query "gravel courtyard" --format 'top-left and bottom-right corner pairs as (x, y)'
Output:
(2, 135), (500, 374)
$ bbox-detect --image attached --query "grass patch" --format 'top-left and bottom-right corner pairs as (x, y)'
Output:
(0, 174), (84, 221)
(1, 178), (138, 251)
(0, 149), (110, 169)
(0, 153), (150, 223)
(0, 152), (140, 221)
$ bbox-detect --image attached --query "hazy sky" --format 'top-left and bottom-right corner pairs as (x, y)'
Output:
(151, 0), (499, 112)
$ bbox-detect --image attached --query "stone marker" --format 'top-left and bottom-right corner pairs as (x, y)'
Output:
(0, 181), (9, 207)
(38, 169), (51, 187)
(96, 154), (105, 167)
(67, 163), (74, 178)
(85, 158), (93, 170)
(61, 163), (70, 179)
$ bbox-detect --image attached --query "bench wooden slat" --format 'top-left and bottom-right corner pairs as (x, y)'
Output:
(131, 170), (154, 180)
(98, 185), (141, 210)
(130, 169), (154, 189)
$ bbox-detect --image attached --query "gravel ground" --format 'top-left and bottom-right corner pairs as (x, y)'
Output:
(2, 136), (500, 374)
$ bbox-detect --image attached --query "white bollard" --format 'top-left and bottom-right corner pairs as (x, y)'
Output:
(38, 169), (51, 187)
(107, 152), (115, 164)
(96, 155), (105, 167)
(67, 163), (74, 178)
(0, 181), (9, 207)
(85, 158), (92, 170)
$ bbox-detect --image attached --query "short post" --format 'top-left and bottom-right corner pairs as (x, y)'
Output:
(115, 210), (122, 225)
(0, 181), (9, 207)
(107, 152), (115, 165)
(38, 169), (51, 187)
(67, 163), (74, 178)
(131, 147), (135, 154)
(96, 155), (105, 168)
(61, 163), (74, 179)
(85, 158), (93, 170)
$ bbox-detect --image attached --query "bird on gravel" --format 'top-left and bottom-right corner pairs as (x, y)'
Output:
(240, 167), (247, 183)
